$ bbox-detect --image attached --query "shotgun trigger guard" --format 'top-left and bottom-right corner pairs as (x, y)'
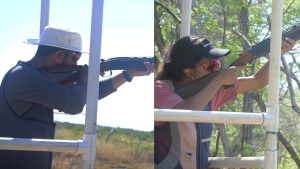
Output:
(100, 70), (112, 77)
(108, 70), (112, 76)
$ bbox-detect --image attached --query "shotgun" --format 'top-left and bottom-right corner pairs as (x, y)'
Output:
(174, 24), (300, 100)
(40, 56), (154, 86)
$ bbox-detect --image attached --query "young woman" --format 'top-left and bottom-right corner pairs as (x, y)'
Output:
(154, 36), (295, 169)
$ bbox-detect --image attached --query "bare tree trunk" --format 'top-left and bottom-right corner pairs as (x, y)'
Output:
(154, 2), (166, 58)
(281, 56), (300, 114)
(106, 127), (119, 143)
(213, 130), (220, 157)
(241, 91), (254, 156)
(216, 123), (233, 157)
(278, 131), (300, 168)
(220, 0), (227, 47)
(237, 4), (255, 159)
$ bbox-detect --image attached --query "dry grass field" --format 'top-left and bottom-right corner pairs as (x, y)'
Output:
(52, 122), (154, 169)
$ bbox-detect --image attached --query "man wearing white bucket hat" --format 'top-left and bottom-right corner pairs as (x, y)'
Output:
(0, 24), (153, 169)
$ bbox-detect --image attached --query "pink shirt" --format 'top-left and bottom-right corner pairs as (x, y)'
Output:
(154, 80), (239, 125)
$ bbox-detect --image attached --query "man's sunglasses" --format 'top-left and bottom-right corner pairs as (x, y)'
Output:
(63, 50), (82, 62)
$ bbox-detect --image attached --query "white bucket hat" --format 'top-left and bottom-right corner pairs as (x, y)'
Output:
(23, 24), (88, 53)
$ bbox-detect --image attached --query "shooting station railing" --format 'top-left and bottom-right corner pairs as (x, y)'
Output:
(154, 0), (283, 169)
(0, 0), (103, 168)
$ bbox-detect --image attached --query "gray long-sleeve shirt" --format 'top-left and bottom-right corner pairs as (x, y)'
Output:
(0, 61), (117, 169)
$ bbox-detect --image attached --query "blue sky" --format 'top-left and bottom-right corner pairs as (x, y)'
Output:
(0, 0), (154, 131)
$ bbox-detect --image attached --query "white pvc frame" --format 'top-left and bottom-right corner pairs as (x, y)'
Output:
(0, 0), (104, 169)
(0, 0), (284, 168)
(154, 0), (282, 168)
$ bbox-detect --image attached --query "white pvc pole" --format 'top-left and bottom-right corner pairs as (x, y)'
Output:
(180, 0), (192, 38)
(264, 0), (283, 168)
(82, 0), (104, 168)
(0, 137), (89, 154)
(155, 109), (274, 126)
(40, 0), (50, 35)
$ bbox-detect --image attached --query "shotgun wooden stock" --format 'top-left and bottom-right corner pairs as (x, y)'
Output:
(40, 57), (154, 86)
(174, 24), (300, 99)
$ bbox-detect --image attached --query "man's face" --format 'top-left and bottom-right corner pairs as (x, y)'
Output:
(61, 50), (81, 66)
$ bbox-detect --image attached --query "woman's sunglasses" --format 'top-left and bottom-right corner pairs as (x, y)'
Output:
(198, 59), (220, 72)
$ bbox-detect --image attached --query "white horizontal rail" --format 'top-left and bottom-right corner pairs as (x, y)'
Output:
(208, 156), (264, 168)
(154, 109), (274, 126)
(0, 137), (90, 154)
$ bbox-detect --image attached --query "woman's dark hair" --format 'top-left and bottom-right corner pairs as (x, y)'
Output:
(155, 36), (204, 82)
(35, 45), (62, 57)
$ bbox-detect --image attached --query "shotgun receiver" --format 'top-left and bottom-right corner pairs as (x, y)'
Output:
(40, 56), (154, 86)
(174, 24), (300, 100)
